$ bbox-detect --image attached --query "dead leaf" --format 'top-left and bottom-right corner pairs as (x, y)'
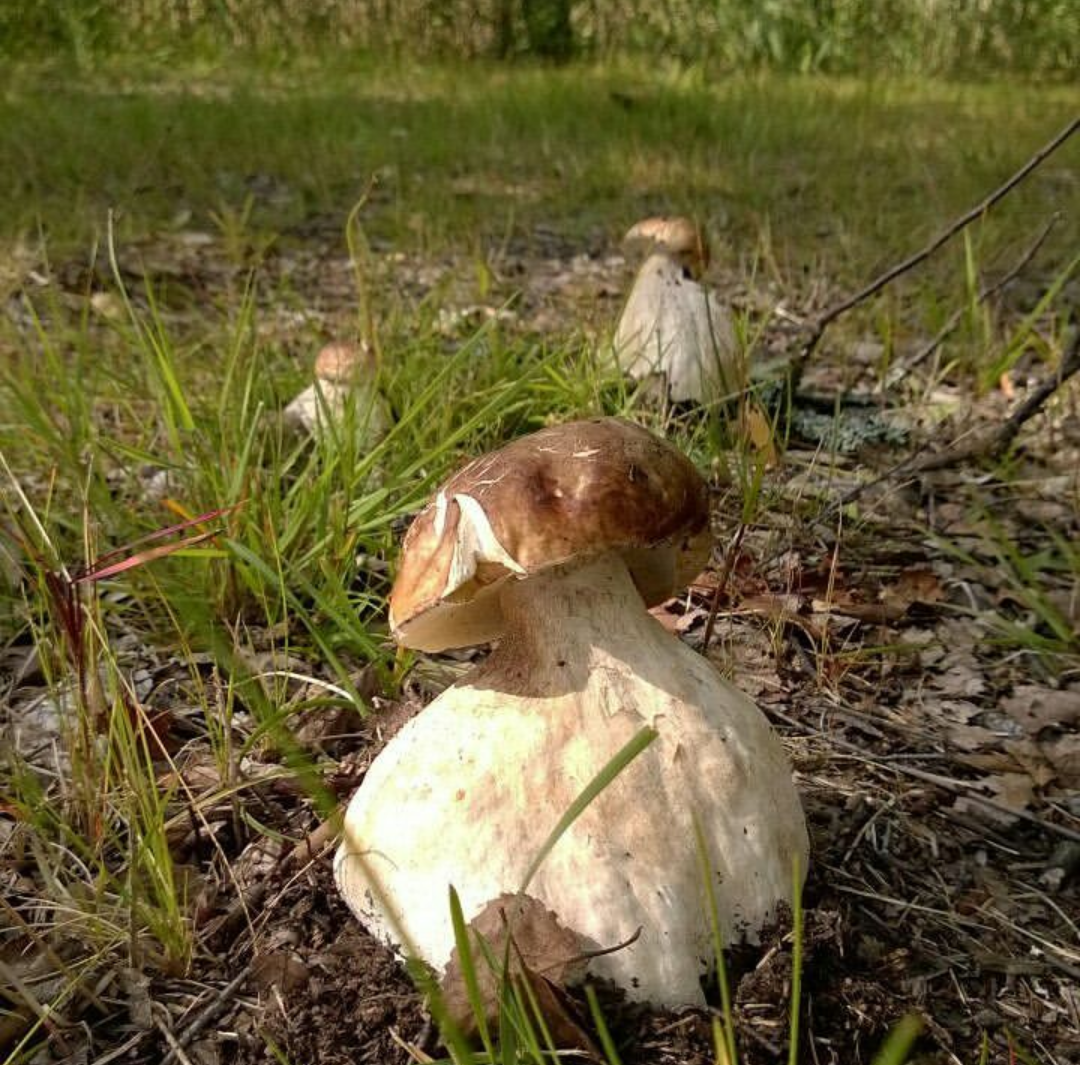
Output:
(740, 403), (778, 465)
(1001, 738), (1058, 787)
(440, 893), (596, 1053)
(985, 773), (1036, 811)
(1001, 686), (1080, 735)
(953, 772), (1035, 826)
(251, 950), (309, 994)
(880, 567), (945, 613)
(648, 601), (684, 634)
(675, 607), (709, 634)
(120, 968), (153, 1030)
(945, 724), (999, 752)
(1040, 733), (1080, 789)
(933, 662), (986, 699)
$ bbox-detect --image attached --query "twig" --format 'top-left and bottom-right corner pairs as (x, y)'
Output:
(558, 925), (642, 969)
(768, 705), (1080, 845)
(702, 523), (747, 652)
(388, 1026), (436, 1064)
(88, 1031), (149, 1065)
(820, 323), (1078, 509)
(281, 805), (344, 870)
(154, 1008), (196, 1065)
(793, 117), (1079, 382)
(159, 966), (252, 1065)
(909, 323), (1080, 472)
(883, 213), (1060, 390)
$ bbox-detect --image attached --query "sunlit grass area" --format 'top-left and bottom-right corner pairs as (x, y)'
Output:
(2, 60), (1078, 278)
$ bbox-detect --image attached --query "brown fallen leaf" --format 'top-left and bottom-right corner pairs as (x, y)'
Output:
(1001, 686), (1080, 735)
(953, 772), (1036, 826)
(986, 772), (1036, 811)
(945, 724), (1000, 752)
(1002, 738), (1059, 788)
(1041, 733), (1080, 789)
(880, 567), (945, 613)
(740, 402), (778, 465)
(251, 950), (310, 994)
(439, 893), (597, 1055)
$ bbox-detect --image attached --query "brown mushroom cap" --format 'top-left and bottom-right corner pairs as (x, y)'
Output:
(623, 217), (710, 278)
(314, 341), (374, 383)
(389, 417), (711, 651)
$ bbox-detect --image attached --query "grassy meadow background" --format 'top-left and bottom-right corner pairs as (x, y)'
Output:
(1, 2), (1079, 1063)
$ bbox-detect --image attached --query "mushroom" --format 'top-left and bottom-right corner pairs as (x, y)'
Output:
(335, 417), (807, 1007)
(611, 217), (742, 404)
(282, 340), (390, 440)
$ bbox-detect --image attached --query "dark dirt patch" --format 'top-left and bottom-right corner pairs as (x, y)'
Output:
(229, 863), (428, 1065)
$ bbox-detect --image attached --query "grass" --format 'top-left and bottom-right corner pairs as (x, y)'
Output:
(2, 48), (1079, 1065)
(2, 59), (1078, 280)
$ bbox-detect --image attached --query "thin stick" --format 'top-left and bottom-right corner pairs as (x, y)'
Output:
(159, 966), (251, 1065)
(821, 324), (1078, 506)
(154, 1011), (196, 1065)
(281, 805), (344, 870)
(768, 705), (1080, 845)
(794, 117), (1079, 378)
(702, 522), (747, 653)
(883, 213), (1060, 390)
(911, 324), (1080, 472)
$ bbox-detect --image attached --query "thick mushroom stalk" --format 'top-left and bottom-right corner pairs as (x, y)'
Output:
(283, 340), (390, 440)
(612, 217), (742, 404)
(334, 418), (808, 1008)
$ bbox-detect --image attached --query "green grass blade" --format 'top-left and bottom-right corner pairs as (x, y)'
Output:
(870, 1012), (923, 1065)
(448, 885), (496, 1059)
(585, 984), (623, 1065)
(786, 853), (804, 1065)
(693, 815), (738, 1065)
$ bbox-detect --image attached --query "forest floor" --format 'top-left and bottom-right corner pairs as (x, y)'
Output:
(1, 59), (1079, 1065)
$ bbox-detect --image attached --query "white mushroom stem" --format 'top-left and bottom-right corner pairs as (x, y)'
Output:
(282, 377), (389, 439)
(335, 552), (807, 1007)
(613, 252), (741, 404)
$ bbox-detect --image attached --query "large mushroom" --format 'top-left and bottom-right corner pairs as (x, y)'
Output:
(335, 417), (807, 1007)
(283, 340), (390, 440)
(612, 217), (742, 404)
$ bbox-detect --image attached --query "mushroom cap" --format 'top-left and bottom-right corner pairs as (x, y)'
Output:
(314, 340), (374, 383)
(623, 216), (710, 278)
(389, 417), (711, 651)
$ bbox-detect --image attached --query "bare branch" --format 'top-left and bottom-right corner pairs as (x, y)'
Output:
(819, 324), (1078, 518)
(910, 323), (1080, 472)
(702, 522), (747, 653)
(793, 117), (1079, 382)
(883, 212), (1060, 391)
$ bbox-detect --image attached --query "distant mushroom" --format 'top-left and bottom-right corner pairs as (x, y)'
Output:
(612, 217), (742, 404)
(335, 417), (807, 1007)
(283, 340), (390, 440)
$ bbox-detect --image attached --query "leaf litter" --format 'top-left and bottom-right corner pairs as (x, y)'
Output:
(2, 223), (1079, 1065)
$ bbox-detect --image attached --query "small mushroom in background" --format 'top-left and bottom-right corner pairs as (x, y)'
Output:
(282, 340), (391, 441)
(611, 217), (742, 404)
(335, 417), (808, 1009)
